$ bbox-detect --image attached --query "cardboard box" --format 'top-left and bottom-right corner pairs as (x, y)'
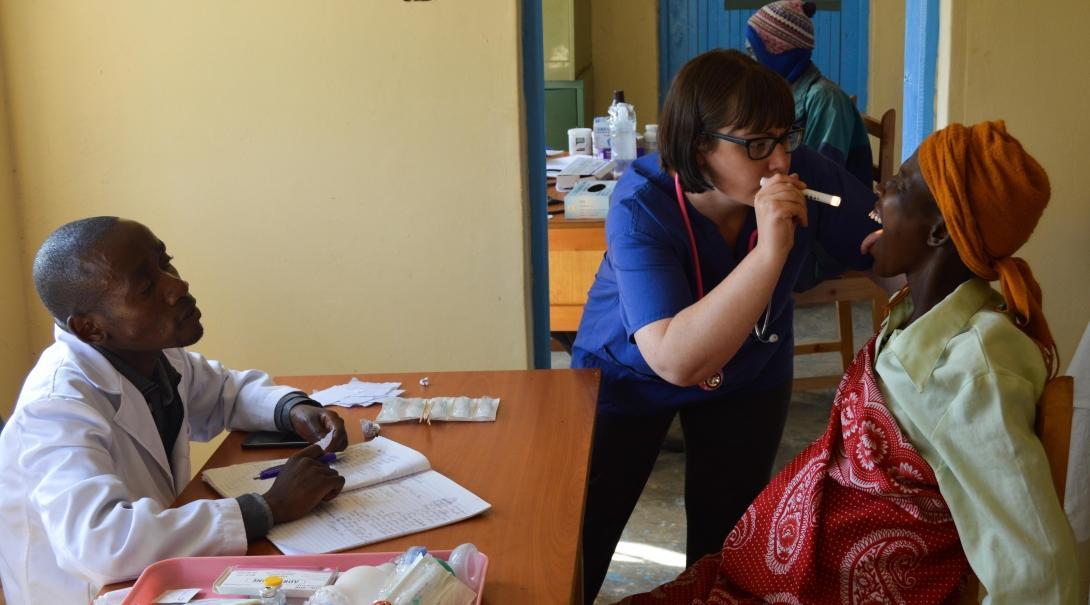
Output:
(563, 180), (615, 219)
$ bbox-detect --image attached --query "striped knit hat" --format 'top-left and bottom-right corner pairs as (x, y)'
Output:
(747, 1), (817, 54)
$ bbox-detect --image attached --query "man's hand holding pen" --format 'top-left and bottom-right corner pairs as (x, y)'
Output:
(254, 452), (337, 480)
(262, 444), (346, 524)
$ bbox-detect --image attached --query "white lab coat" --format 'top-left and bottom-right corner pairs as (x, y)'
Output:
(0, 326), (296, 605)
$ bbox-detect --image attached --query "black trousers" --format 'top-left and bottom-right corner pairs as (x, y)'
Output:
(581, 381), (793, 602)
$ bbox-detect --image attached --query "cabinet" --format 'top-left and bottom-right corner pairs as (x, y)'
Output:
(544, 80), (586, 151)
(548, 212), (605, 332)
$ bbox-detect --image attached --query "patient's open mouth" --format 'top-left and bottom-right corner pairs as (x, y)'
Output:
(868, 208), (883, 225)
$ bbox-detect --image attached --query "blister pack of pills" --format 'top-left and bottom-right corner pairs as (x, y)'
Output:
(376, 397), (500, 424)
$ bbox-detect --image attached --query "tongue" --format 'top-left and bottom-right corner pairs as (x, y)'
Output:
(861, 229), (884, 255)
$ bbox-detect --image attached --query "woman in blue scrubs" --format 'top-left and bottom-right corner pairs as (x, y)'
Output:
(572, 49), (880, 601)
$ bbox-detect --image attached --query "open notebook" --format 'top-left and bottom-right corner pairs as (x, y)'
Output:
(202, 437), (490, 554)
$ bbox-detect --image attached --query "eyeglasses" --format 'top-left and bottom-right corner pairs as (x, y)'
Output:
(705, 128), (805, 160)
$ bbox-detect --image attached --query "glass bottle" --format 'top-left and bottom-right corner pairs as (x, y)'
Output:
(259, 575), (287, 605)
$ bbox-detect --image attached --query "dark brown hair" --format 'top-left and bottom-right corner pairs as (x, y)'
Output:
(659, 49), (794, 193)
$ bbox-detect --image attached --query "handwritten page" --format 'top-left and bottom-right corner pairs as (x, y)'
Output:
(269, 470), (491, 555)
(202, 437), (430, 498)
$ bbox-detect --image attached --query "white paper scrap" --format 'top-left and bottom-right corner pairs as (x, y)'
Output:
(154, 588), (200, 603)
(309, 377), (404, 407)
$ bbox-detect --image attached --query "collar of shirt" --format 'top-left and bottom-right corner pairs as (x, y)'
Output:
(877, 278), (998, 392)
(91, 346), (181, 405)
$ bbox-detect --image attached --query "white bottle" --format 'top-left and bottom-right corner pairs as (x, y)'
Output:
(644, 124), (658, 154)
(592, 116), (611, 160)
(608, 90), (637, 178)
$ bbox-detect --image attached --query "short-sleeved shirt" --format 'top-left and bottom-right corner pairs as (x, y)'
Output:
(571, 149), (878, 416)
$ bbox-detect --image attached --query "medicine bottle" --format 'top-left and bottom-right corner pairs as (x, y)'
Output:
(259, 575), (288, 605)
(608, 90), (637, 178)
(644, 124), (658, 154)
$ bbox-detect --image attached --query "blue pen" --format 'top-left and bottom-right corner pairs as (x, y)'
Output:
(254, 452), (337, 480)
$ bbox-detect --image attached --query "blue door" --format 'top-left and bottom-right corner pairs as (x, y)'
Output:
(658, 0), (869, 111)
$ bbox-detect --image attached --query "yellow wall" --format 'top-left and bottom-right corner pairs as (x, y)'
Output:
(543, 0), (591, 81)
(0, 56), (30, 420)
(590, 0), (659, 131)
(867, 0), (905, 170)
(0, 2), (533, 461)
(937, 0), (1090, 367)
(0, 1), (532, 370)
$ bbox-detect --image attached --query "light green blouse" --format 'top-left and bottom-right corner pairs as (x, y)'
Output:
(875, 278), (1078, 603)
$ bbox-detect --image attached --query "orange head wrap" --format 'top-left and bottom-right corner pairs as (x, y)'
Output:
(917, 120), (1058, 376)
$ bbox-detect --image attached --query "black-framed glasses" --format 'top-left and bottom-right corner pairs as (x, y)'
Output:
(705, 128), (805, 160)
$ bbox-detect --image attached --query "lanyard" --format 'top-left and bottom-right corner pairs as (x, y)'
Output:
(673, 175), (779, 391)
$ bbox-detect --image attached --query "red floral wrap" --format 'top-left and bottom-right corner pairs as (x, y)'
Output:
(619, 338), (970, 604)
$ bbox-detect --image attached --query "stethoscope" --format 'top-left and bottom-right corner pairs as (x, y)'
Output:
(673, 175), (779, 390)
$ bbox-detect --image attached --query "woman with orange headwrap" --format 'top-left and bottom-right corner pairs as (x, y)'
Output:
(613, 121), (1078, 604)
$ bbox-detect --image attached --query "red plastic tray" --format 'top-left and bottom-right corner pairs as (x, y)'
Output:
(121, 550), (487, 604)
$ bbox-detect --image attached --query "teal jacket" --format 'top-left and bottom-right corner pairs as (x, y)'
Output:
(793, 63), (873, 186)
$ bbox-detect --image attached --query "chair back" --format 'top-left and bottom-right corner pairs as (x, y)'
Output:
(1037, 376), (1075, 501)
(862, 108), (896, 185)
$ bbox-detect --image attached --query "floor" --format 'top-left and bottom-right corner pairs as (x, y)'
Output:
(552, 301), (877, 605)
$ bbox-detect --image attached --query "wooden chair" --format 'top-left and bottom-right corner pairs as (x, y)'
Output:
(791, 108), (896, 391)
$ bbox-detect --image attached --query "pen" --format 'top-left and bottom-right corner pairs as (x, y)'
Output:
(253, 452), (337, 480)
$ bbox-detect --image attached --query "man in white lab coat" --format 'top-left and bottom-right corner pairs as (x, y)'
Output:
(0, 217), (352, 604)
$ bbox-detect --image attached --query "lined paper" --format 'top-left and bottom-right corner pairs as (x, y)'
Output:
(269, 471), (491, 555)
(202, 437), (430, 498)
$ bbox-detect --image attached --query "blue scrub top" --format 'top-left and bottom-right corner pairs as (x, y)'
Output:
(571, 148), (878, 416)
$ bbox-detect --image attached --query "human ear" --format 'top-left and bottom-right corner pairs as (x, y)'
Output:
(927, 217), (951, 248)
(67, 314), (107, 345)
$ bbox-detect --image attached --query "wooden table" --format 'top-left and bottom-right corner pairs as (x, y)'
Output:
(113, 369), (599, 604)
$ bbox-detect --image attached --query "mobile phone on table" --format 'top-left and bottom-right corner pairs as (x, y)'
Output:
(241, 431), (309, 449)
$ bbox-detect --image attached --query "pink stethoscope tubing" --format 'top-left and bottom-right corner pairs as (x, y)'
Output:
(673, 174), (777, 344)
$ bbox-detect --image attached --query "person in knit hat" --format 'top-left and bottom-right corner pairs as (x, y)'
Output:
(746, 1), (872, 185)
(747, 1), (877, 292)
(613, 121), (1077, 604)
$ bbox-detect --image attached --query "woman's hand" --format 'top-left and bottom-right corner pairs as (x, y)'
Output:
(754, 173), (808, 259)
